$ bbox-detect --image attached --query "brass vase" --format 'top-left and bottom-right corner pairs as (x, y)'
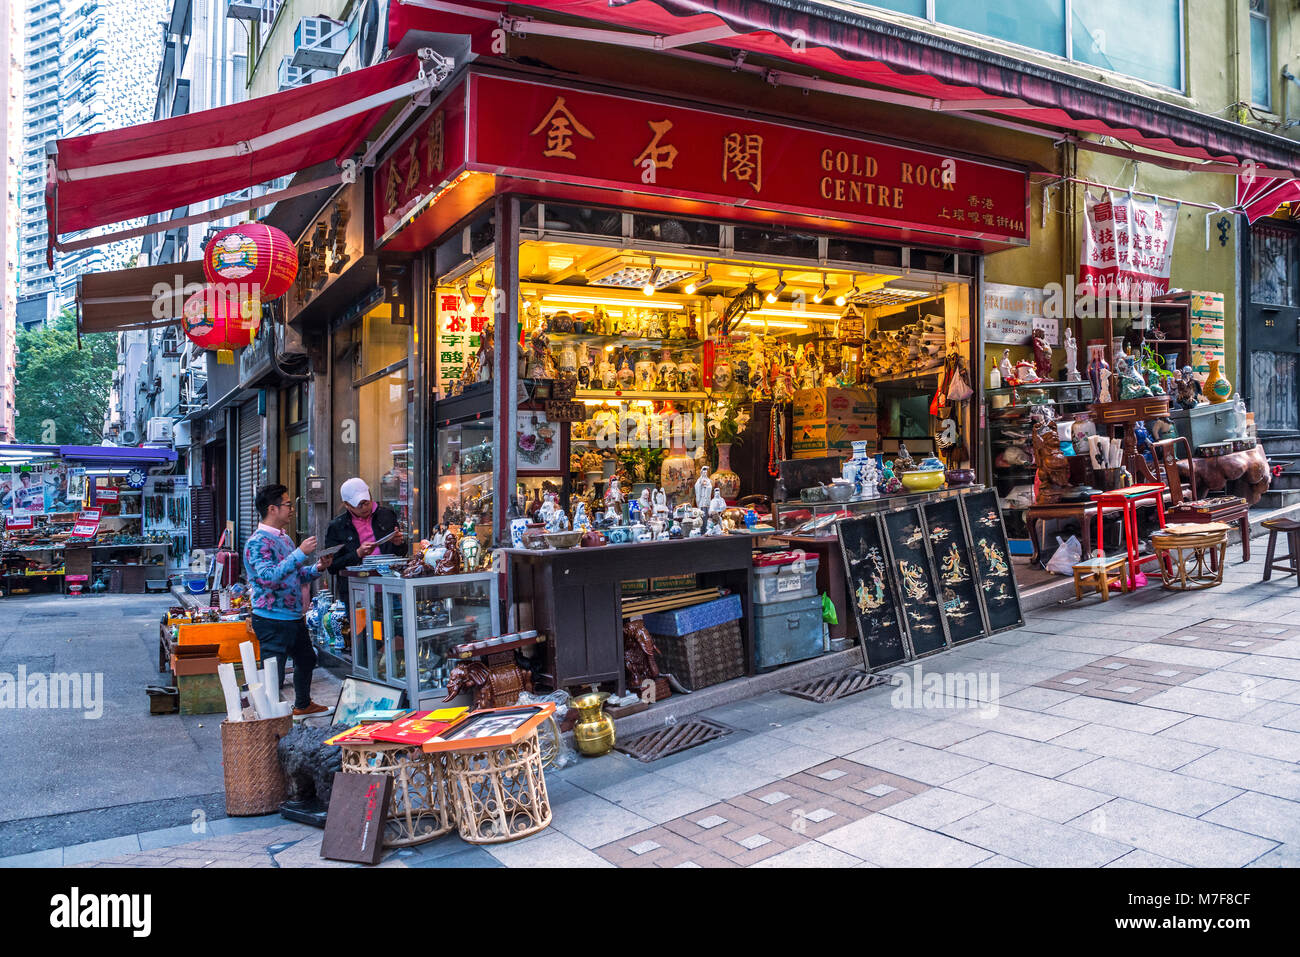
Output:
(571, 692), (616, 757)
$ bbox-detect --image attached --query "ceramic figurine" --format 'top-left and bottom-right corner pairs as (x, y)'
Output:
(998, 349), (1014, 384)
(743, 509), (759, 529)
(637, 487), (653, 521)
(861, 456), (880, 497)
(598, 353), (617, 389)
(1115, 356), (1152, 400)
(1064, 328), (1080, 382)
(705, 516), (723, 536)
(1031, 327), (1052, 380)
(708, 487), (726, 520)
(653, 488), (670, 521)
(604, 477), (624, 514)
(573, 500), (590, 531)
(1097, 359), (1112, 403)
(1014, 359), (1040, 383)
(694, 467), (713, 510)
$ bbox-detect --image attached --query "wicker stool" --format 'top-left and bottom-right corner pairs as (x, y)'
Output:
(339, 742), (454, 847)
(1262, 518), (1300, 585)
(442, 731), (552, 844)
(1151, 523), (1228, 591)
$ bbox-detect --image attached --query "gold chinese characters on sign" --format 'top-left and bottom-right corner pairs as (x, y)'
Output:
(634, 119), (678, 172)
(723, 132), (763, 194)
(383, 109), (446, 216)
(529, 96), (594, 160)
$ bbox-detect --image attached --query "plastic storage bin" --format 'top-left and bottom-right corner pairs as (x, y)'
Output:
(754, 595), (824, 670)
(752, 553), (820, 605)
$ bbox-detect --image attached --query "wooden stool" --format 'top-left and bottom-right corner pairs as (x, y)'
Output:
(1071, 554), (1131, 602)
(1262, 518), (1300, 585)
(442, 730), (552, 844)
(339, 742), (455, 847)
(1151, 523), (1228, 591)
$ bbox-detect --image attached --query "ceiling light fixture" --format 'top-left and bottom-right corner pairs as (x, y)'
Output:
(813, 273), (830, 303)
(766, 270), (787, 304)
(642, 258), (661, 296)
(684, 266), (712, 295)
(458, 281), (471, 305)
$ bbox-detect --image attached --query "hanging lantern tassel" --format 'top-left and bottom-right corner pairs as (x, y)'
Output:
(217, 349), (235, 365)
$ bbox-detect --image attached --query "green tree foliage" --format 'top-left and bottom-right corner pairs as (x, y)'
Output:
(15, 311), (117, 446)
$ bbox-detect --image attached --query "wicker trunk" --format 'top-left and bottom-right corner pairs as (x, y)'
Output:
(651, 619), (744, 691)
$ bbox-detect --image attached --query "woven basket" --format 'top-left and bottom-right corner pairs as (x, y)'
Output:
(652, 619), (744, 691)
(220, 715), (293, 816)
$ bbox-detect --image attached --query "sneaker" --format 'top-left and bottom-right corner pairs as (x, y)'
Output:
(292, 702), (330, 717)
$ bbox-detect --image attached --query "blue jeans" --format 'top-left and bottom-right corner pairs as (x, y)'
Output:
(250, 616), (316, 709)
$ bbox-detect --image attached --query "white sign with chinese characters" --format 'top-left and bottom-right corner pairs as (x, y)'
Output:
(983, 282), (1058, 345)
(434, 287), (491, 395)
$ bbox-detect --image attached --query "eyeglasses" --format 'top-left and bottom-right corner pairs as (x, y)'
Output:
(276, 500), (295, 510)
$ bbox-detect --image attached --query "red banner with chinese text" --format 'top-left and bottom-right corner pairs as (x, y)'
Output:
(1079, 191), (1180, 299)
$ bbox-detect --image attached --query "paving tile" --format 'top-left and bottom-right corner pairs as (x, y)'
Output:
(1159, 716), (1300, 762)
(651, 755), (779, 800)
(750, 841), (864, 868)
(1103, 850), (1188, 868)
(1048, 723), (1213, 772)
(1139, 686), (1275, 721)
(593, 774), (717, 824)
(946, 731), (1094, 778)
(762, 715), (888, 755)
(411, 847), (503, 868)
(554, 751), (650, 793)
(819, 814), (992, 867)
(62, 835), (142, 866)
(1177, 749), (1300, 802)
(1200, 791), (1300, 845)
(843, 739), (986, 786)
(938, 804), (1131, 867)
(946, 764), (1110, 823)
(1245, 844), (1300, 868)
(1069, 798), (1276, 868)
(726, 742), (838, 778)
(1121, 643), (1248, 669)
(1046, 695), (1192, 734)
(878, 788), (991, 830)
(205, 815), (283, 836)
(894, 718), (988, 749)
(952, 705), (1085, 742)
(137, 824), (209, 851)
(972, 855), (1031, 867)
(486, 829), (616, 868)
(1058, 756), (1241, 816)
(0, 848), (62, 868)
(548, 794), (655, 849)
(1222, 655), (1300, 682)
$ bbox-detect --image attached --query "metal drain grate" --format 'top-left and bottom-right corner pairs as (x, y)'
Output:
(616, 717), (735, 763)
(780, 670), (894, 704)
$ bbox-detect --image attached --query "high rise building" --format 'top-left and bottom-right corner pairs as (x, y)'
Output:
(0, 0), (21, 441)
(15, 0), (168, 331)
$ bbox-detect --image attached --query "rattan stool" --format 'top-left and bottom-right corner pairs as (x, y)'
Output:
(442, 730), (552, 844)
(1152, 523), (1228, 591)
(1262, 517), (1300, 585)
(339, 742), (454, 847)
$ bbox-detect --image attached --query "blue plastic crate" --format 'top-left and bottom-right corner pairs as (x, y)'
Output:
(642, 594), (743, 637)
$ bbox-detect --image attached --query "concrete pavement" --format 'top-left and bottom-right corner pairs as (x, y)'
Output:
(14, 539), (1300, 868)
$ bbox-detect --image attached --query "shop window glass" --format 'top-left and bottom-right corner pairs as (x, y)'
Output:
(543, 204), (623, 237)
(857, 0), (926, 16)
(632, 215), (721, 247)
(1251, 225), (1299, 307)
(1251, 351), (1298, 432)
(733, 226), (820, 260)
(826, 237), (902, 269)
(936, 0), (1066, 57)
(355, 302), (409, 380)
(1072, 0), (1181, 90)
(1250, 0), (1271, 109)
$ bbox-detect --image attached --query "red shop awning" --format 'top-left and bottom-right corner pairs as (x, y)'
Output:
(392, 0), (1300, 178)
(1237, 175), (1300, 224)
(46, 54), (434, 261)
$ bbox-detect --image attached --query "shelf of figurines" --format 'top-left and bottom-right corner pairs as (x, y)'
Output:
(547, 333), (707, 351)
(575, 389), (711, 402)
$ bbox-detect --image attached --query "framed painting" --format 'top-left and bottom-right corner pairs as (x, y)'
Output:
(836, 513), (908, 669)
(517, 410), (564, 475)
(920, 496), (989, 643)
(880, 506), (950, 656)
(421, 702), (556, 753)
(959, 489), (1024, 633)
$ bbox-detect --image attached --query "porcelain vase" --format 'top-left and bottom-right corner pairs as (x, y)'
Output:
(1203, 359), (1231, 404)
(712, 443), (741, 502)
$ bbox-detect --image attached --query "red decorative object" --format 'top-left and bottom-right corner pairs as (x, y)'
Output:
(203, 222), (298, 301)
(182, 285), (260, 365)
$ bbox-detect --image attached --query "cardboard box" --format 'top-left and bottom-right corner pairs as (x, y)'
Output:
(791, 421), (877, 456)
(793, 387), (873, 422)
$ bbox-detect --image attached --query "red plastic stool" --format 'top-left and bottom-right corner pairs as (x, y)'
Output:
(1091, 484), (1167, 588)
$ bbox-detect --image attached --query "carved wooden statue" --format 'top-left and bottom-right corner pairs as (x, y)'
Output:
(623, 618), (660, 690)
(1032, 424), (1070, 504)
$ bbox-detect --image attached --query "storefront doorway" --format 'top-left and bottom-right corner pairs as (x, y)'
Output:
(1242, 218), (1300, 434)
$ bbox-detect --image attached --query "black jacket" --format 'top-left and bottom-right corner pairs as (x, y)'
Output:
(324, 505), (410, 575)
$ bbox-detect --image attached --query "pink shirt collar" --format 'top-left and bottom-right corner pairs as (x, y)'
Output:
(257, 523), (294, 544)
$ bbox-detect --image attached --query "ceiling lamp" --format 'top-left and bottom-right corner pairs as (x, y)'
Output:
(458, 281), (472, 305)
(642, 258), (662, 296)
(684, 267), (712, 295)
(836, 278), (857, 308)
(765, 270), (787, 304)
(813, 273), (830, 303)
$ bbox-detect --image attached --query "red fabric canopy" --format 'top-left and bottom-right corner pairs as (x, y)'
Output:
(48, 54), (426, 242)
(1237, 174), (1300, 224)
(391, 0), (1300, 176)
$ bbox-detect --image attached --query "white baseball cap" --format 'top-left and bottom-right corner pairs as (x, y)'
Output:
(340, 477), (371, 507)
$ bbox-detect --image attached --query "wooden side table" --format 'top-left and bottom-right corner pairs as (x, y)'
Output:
(1025, 502), (1096, 567)
(1071, 554), (1130, 602)
(1091, 484), (1167, 587)
(339, 742), (455, 847)
(1151, 524), (1228, 591)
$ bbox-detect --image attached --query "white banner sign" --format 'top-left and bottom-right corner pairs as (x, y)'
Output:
(1080, 190), (1179, 298)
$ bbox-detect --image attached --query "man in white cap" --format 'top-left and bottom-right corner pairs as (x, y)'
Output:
(323, 477), (408, 579)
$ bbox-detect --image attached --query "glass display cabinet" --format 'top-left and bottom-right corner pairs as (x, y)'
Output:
(436, 419), (494, 528)
(346, 571), (499, 704)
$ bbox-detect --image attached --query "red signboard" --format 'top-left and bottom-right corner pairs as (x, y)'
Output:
(467, 74), (1029, 245)
(374, 83), (470, 241)
(71, 507), (102, 539)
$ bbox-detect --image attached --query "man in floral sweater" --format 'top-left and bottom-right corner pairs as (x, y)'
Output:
(244, 484), (330, 717)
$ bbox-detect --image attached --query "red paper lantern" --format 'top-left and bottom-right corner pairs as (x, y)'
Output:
(203, 222), (298, 301)
(182, 285), (261, 365)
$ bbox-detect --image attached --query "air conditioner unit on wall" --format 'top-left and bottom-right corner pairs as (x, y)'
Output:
(146, 417), (173, 443)
(173, 420), (192, 448)
(120, 429), (138, 445)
